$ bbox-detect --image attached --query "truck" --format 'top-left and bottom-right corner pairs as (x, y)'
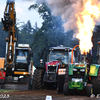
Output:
(33, 45), (77, 89)
(1, 0), (34, 90)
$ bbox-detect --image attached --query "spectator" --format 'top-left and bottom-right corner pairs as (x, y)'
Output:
(0, 68), (6, 89)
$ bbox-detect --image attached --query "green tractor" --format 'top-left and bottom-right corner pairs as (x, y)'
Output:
(58, 43), (100, 96)
(63, 62), (92, 97)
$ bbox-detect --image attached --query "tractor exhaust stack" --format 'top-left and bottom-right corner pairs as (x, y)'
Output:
(83, 52), (86, 64)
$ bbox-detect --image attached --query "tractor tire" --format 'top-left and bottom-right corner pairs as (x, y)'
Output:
(63, 83), (69, 95)
(57, 67), (70, 94)
(86, 84), (93, 97)
(58, 73), (65, 93)
(65, 67), (71, 83)
(33, 69), (44, 89)
(63, 67), (71, 95)
(91, 68), (100, 95)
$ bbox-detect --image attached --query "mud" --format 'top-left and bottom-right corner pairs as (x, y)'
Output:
(0, 89), (98, 100)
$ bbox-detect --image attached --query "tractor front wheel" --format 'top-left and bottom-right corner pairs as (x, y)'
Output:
(33, 69), (44, 89)
(63, 83), (69, 95)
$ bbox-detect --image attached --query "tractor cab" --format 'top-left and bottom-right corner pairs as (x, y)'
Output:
(43, 45), (76, 84)
(48, 50), (68, 64)
(46, 45), (75, 70)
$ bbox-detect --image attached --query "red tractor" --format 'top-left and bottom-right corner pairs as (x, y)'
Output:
(33, 45), (77, 89)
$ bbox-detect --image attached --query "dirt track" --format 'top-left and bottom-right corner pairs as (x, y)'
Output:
(0, 89), (99, 100)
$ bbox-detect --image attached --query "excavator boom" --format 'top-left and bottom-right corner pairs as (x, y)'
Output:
(2, 0), (17, 73)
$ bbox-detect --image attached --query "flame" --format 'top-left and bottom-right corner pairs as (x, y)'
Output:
(76, 0), (100, 54)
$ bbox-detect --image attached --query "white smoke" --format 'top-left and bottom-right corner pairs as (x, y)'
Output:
(33, 0), (84, 35)
(25, 0), (100, 34)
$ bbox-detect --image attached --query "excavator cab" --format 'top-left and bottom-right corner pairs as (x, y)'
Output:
(4, 44), (33, 77)
(3, 44), (33, 90)
(15, 44), (33, 73)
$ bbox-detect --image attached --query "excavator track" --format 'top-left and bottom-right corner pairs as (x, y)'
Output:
(2, 77), (32, 90)
(2, 83), (29, 90)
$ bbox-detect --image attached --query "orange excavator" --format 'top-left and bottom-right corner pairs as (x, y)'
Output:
(1, 0), (34, 90)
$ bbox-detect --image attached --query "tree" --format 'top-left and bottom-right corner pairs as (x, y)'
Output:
(29, 3), (79, 67)
(17, 20), (37, 45)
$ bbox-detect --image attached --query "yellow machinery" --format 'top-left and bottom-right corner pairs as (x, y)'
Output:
(2, 0), (17, 71)
(1, 0), (34, 90)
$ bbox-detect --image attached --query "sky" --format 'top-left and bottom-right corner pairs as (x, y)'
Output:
(0, 0), (43, 28)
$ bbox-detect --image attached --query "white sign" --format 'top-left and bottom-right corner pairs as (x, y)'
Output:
(58, 69), (66, 75)
(45, 95), (52, 100)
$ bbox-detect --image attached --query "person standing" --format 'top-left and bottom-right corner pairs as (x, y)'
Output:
(0, 68), (6, 89)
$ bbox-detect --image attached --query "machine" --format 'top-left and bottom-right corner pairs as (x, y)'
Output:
(33, 45), (77, 89)
(63, 62), (92, 97)
(1, 0), (33, 90)
(58, 44), (100, 96)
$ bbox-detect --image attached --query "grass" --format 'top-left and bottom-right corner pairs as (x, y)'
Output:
(0, 89), (17, 92)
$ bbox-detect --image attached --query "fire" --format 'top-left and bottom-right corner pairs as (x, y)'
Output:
(76, 0), (100, 54)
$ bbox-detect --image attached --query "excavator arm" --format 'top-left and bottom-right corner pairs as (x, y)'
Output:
(2, 0), (17, 71)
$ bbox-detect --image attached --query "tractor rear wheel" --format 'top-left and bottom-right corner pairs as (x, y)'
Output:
(86, 84), (93, 97)
(65, 67), (71, 83)
(91, 68), (100, 95)
(33, 69), (44, 89)
(58, 67), (71, 93)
